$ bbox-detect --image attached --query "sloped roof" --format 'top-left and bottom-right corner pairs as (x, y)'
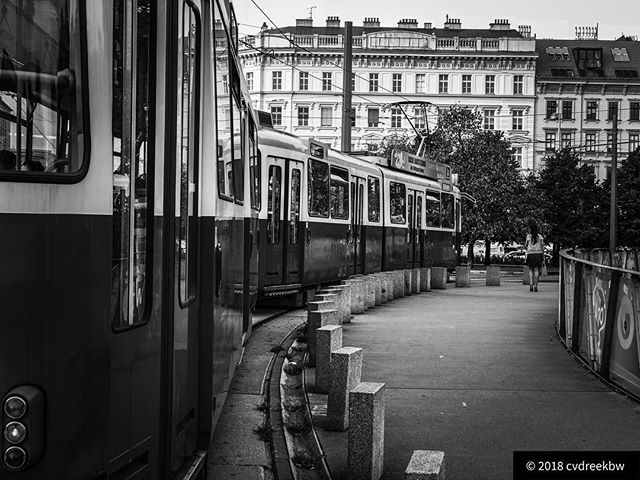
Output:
(535, 38), (640, 81)
(265, 25), (525, 39)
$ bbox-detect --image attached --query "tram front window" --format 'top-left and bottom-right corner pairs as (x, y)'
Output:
(0, 0), (86, 177)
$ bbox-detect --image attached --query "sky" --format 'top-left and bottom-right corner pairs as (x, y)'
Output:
(234, 0), (640, 41)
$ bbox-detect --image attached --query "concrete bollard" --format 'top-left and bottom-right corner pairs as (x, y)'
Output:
(348, 382), (386, 480)
(486, 265), (501, 286)
(394, 271), (406, 298)
(431, 267), (448, 289)
(420, 268), (431, 292)
(382, 273), (395, 301)
(522, 266), (530, 285)
(405, 450), (446, 480)
(342, 279), (366, 314)
(411, 268), (420, 294)
(404, 270), (413, 295)
(307, 310), (339, 367)
(327, 347), (363, 431)
(455, 266), (470, 287)
(328, 284), (352, 323)
(316, 325), (343, 393)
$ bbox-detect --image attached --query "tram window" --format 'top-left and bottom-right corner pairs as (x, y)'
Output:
(425, 190), (441, 228)
(389, 182), (406, 224)
(249, 119), (261, 210)
(290, 169), (301, 245)
(0, 0), (87, 179)
(367, 176), (380, 222)
(178, 1), (200, 305)
(267, 165), (282, 244)
(112, 0), (155, 328)
(330, 166), (349, 219)
(308, 159), (329, 218)
(408, 194), (414, 241)
(214, 0), (233, 201)
(441, 193), (455, 229)
(416, 196), (423, 230)
(230, 75), (244, 203)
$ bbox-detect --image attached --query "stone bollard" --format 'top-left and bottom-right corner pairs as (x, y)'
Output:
(486, 265), (501, 286)
(394, 271), (406, 298)
(328, 284), (352, 323)
(420, 267), (431, 292)
(405, 450), (446, 480)
(522, 266), (530, 285)
(455, 266), (470, 287)
(342, 279), (366, 314)
(307, 310), (339, 367)
(370, 275), (383, 305)
(382, 273), (395, 301)
(316, 325), (343, 393)
(318, 287), (348, 324)
(411, 268), (420, 294)
(308, 300), (333, 313)
(327, 347), (363, 431)
(375, 274), (389, 303)
(348, 382), (385, 480)
(431, 267), (448, 289)
(314, 293), (339, 312)
(404, 270), (413, 295)
(361, 276), (375, 310)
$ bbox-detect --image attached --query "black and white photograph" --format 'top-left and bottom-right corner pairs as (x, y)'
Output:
(1, 0), (640, 478)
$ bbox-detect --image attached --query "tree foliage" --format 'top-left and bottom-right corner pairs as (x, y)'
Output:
(535, 148), (608, 251)
(613, 149), (640, 247)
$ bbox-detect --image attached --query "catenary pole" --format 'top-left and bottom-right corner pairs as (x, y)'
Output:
(609, 108), (618, 250)
(341, 21), (353, 152)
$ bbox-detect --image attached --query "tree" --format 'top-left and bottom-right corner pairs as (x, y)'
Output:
(424, 106), (526, 264)
(616, 150), (640, 247)
(536, 148), (608, 260)
(377, 133), (418, 161)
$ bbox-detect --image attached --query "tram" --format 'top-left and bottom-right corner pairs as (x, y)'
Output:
(256, 123), (461, 299)
(0, 0), (257, 478)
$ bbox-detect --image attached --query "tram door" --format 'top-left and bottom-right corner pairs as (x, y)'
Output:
(416, 192), (424, 267)
(263, 157), (285, 286)
(406, 192), (415, 268)
(264, 157), (304, 286)
(284, 161), (304, 285)
(352, 176), (366, 274)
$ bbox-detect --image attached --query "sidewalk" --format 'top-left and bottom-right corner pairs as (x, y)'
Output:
(308, 280), (640, 479)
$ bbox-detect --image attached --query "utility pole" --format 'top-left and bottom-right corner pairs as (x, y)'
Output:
(341, 21), (353, 152)
(609, 108), (618, 251)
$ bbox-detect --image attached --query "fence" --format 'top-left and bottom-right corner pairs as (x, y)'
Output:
(559, 249), (640, 398)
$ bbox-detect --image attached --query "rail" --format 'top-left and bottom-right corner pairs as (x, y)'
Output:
(558, 248), (640, 399)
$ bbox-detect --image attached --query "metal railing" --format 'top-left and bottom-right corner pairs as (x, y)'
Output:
(558, 248), (640, 399)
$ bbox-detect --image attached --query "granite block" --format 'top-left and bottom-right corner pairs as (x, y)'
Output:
(314, 293), (338, 312)
(523, 266), (530, 285)
(486, 265), (501, 286)
(404, 270), (413, 295)
(405, 450), (446, 480)
(411, 268), (420, 294)
(455, 266), (470, 287)
(363, 276), (376, 309)
(307, 310), (338, 367)
(342, 279), (366, 314)
(327, 347), (363, 431)
(328, 284), (352, 323)
(307, 300), (332, 313)
(316, 325), (343, 393)
(348, 382), (385, 480)
(431, 267), (447, 289)
(420, 267), (431, 292)
(394, 271), (405, 297)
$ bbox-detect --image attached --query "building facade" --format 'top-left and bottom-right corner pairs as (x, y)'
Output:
(534, 39), (640, 180)
(239, 16), (538, 172)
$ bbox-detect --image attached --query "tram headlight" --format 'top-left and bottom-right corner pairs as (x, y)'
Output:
(4, 397), (27, 420)
(3, 446), (27, 470)
(4, 422), (26, 444)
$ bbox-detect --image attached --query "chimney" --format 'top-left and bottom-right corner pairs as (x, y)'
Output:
(398, 18), (418, 29)
(444, 14), (461, 29)
(326, 16), (340, 28)
(363, 17), (380, 28)
(518, 25), (531, 38)
(489, 19), (510, 30)
(296, 18), (313, 27)
(424, 22), (433, 29)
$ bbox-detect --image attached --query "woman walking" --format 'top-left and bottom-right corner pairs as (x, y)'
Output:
(525, 221), (544, 292)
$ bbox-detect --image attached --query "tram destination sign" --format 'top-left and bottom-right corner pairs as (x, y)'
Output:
(390, 149), (451, 184)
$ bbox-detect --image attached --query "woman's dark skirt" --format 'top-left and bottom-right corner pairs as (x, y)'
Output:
(526, 253), (544, 269)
